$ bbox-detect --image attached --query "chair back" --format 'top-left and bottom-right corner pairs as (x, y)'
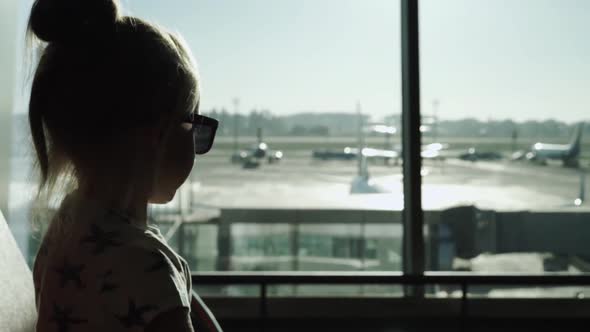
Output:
(0, 210), (36, 332)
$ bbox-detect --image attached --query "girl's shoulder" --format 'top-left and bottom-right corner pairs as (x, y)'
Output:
(33, 209), (193, 331)
(35, 209), (190, 287)
(96, 218), (190, 280)
(49, 191), (189, 275)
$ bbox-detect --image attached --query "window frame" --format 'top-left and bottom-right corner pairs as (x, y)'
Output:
(400, 0), (425, 281)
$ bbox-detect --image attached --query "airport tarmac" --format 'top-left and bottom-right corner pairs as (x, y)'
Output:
(180, 150), (590, 212)
(8, 150), (590, 280)
(9, 148), (589, 214)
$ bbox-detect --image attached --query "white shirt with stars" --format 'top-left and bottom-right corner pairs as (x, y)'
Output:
(33, 190), (192, 332)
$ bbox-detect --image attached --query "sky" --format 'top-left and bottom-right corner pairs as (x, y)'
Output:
(13, 0), (590, 123)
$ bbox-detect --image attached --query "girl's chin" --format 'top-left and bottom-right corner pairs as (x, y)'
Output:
(148, 191), (175, 204)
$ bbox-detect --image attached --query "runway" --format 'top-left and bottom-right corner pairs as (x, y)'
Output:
(183, 149), (589, 212)
(9, 149), (588, 220)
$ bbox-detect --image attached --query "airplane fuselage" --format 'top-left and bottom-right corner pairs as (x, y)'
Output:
(526, 123), (584, 167)
(528, 143), (580, 167)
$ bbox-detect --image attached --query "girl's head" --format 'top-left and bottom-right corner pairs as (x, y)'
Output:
(27, 0), (205, 207)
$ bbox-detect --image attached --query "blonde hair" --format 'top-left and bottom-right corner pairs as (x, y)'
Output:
(26, 0), (199, 230)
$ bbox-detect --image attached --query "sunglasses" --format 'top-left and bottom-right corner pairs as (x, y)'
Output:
(183, 113), (219, 155)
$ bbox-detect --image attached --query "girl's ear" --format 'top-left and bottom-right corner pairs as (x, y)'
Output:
(139, 123), (163, 149)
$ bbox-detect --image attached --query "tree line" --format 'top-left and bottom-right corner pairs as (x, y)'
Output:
(202, 109), (586, 139)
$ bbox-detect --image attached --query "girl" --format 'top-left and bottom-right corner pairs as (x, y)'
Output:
(27, 0), (221, 331)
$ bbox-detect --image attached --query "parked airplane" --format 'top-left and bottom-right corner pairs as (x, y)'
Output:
(312, 126), (448, 163)
(512, 122), (584, 167)
(349, 144), (447, 194)
(231, 128), (284, 168)
(421, 142), (449, 160)
(350, 152), (389, 194)
(459, 148), (503, 162)
(312, 123), (399, 164)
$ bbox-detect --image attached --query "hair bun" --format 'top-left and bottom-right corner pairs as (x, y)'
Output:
(30, 0), (120, 43)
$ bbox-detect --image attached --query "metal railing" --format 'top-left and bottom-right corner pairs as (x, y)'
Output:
(191, 272), (590, 331)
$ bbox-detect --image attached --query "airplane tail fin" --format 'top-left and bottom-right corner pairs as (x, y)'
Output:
(567, 122), (584, 160)
(359, 150), (369, 178)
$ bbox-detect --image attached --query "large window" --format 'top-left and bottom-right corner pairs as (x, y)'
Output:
(135, 0), (404, 278)
(7, 0), (589, 301)
(10, 0), (406, 295)
(420, 0), (590, 297)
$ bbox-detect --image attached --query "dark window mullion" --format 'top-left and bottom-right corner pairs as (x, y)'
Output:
(401, 0), (425, 287)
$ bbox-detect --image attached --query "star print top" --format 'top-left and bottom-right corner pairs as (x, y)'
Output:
(33, 191), (193, 332)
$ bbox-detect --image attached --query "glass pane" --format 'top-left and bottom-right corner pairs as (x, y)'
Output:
(11, 2), (403, 279)
(420, 0), (590, 297)
(8, 0), (39, 265)
(129, 0), (405, 287)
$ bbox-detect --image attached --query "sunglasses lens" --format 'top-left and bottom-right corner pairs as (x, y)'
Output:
(194, 124), (215, 154)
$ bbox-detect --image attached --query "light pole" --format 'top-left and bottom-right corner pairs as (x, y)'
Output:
(232, 98), (239, 154)
(356, 101), (366, 177)
(432, 99), (439, 143)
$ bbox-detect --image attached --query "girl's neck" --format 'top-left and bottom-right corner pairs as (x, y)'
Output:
(77, 182), (149, 226)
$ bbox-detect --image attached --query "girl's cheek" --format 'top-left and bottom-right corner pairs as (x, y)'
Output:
(177, 129), (195, 174)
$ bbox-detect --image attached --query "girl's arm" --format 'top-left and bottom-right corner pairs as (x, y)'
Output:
(191, 291), (223, 331)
